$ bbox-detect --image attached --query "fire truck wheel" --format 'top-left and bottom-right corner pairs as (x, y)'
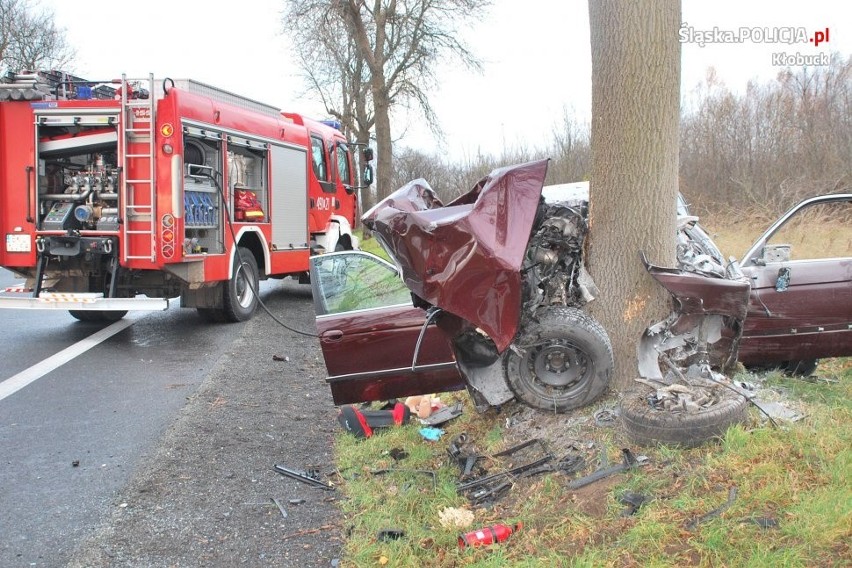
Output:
(69, 310), (128, 322)
(223, 247), (259, 322)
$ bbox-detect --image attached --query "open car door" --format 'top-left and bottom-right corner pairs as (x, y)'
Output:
(738, 194), (852, 367)
(309, 251), (464, 405)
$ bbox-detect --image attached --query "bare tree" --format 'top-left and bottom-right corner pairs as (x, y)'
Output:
(282, 1), (377, 212)
(586, 0), (681, 390)
(0, 0), (73, 74)
(680, 54), (851, 215)
(331, 0), (491, 201)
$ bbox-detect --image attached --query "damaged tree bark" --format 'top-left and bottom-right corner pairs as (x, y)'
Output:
(586, 0), (682, 389)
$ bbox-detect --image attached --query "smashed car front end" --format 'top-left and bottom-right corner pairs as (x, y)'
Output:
(363, 160), (614, 412)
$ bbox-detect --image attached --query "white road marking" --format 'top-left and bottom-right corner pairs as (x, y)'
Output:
(0, 316), (139, 401)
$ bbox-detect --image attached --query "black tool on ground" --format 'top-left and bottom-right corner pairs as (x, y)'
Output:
(337, 401), (411, 438)
(377, 529), (405, 541)
(447, 433), (484, 480)
(273, 464), (335, 491)
(566, 448), (644, 490)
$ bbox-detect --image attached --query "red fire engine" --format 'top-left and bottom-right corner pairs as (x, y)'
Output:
(0, 71), (368, 322)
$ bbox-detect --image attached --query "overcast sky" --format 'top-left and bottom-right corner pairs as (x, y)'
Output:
(40, 0), (851, 157)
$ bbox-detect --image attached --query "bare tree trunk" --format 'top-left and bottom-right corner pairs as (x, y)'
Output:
(372, 87), (394, 201)
(587, 0), (681, 390)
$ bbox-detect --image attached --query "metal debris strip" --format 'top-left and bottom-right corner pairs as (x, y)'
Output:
(566, 449), (648, 491)
(273, 464), (335, 491)
(593, 407), (620, 427)
(456, 439), (555, 505)
(271, 497), (288, 518)
(686, 486), (738, 530)
(634, 373), (730, 413)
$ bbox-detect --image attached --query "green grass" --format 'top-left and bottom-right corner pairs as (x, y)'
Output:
(331, 360), (851, 566)
(355, 229), (392, 261)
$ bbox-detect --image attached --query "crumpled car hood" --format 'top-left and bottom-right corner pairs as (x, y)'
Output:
(361, 159), (549, 352)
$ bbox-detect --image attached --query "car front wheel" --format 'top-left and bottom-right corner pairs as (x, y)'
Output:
(504, 306), (613, 412)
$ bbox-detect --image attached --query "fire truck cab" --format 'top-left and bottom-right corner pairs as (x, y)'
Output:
(0, 71), (364, 322)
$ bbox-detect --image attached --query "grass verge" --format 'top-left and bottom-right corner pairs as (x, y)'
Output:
(330, 359), (851, 566)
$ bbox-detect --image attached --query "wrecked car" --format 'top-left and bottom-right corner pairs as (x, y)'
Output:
(309, 159), (851, 414)
(311, 159), (613, 412)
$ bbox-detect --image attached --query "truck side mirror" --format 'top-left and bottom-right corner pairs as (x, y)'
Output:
(362, 164), (374, 187)
(362, 147), (374, 162)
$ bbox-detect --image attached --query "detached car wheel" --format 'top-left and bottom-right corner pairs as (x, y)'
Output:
(620, 387), (748, 448)
(504, 306), (613, 412)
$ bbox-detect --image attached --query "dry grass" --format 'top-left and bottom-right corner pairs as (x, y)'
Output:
(700, 203), (851, 261)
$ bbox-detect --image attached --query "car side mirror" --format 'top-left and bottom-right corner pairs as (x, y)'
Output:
(362, 164), (374, 187)
(762, 244), (792, 264)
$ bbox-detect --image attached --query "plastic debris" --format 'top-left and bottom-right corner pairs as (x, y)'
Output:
(419, 427), (445, 441)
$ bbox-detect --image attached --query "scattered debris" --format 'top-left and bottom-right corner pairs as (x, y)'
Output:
(71, 460), (80, 467)
(281, 524), (336, 540)
(686, 486), (737, 530)
(458, 522), (522, 548)
(457, 439), (554, 505)
(593, 407), (619, 427)
(420, 402), (463, 426)
(566, 448), (647, 490)
(619, 491), (652, 516)
(288, 498), (305, 505)
(273, 464), (335, 491)
(272, 354), (290, 362)
(447, 433), (484, 480)
(739, 516), (780, 529)
(271, 497), (288, 518)
(377, 529), (405, 541)
(337, 402), (411, 438)
(388, 448), (408, 461)
(754, 401), (805, 423)
(438, 507), (475, 529)
(419, 427), (445, 441)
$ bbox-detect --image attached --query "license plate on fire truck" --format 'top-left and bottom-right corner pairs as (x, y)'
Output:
(5, 234), (31, 252)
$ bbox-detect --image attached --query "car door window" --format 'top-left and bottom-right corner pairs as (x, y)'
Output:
(763, 200), (851, 263)
(312, 253), (412, 315)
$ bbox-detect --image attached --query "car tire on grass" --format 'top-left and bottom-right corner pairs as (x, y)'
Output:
(620, 387), (749, 448)
(504, 306), (613, 412)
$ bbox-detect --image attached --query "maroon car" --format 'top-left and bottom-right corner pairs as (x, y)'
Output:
(736, 193), (852, 375)
(309, 160), (851, 409)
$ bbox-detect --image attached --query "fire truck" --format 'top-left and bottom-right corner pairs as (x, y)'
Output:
(0, 71), (368, 322)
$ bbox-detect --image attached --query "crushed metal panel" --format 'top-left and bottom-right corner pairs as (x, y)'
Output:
(362, 159), (549, 352)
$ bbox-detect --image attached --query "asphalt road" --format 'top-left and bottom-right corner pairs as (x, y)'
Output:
(0, 269), (251, 566)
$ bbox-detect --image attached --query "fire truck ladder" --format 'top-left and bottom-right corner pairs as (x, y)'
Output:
(120, 73), (156, 263)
